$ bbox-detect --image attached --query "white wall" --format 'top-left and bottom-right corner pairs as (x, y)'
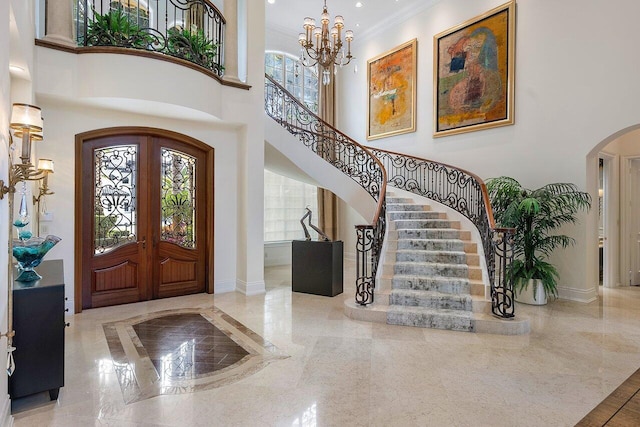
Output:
(34, 102), (241, 310)
(16, 1), (268, 306)
(336, 0), (640, 302)
(338, 199), (366, 261)
(0, 2), (10, 423)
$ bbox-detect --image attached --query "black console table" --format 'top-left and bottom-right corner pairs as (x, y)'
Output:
(292, 240), (343, 297)
(10, 259), (66, 401)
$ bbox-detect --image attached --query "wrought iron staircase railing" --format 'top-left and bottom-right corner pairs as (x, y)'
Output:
(264, 75), (515, 318)
(264, 74), (386, 306)
(369, 148), (515, 318)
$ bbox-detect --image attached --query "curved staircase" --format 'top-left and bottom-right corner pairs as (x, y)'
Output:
(385, 194), (476, 331)
(345, 191), (529, 334)
(264, 74), (527, 334)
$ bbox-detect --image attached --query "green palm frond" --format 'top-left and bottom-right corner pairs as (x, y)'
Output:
(486, 176), (591, 297)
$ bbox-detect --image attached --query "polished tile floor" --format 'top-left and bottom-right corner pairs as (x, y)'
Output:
(11, 261), (640, 426)
(102, 307), (286, 404)
(577, 366), (640, 426)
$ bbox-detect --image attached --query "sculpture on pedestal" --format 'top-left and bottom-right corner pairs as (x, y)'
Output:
(300, 207), (330, 241)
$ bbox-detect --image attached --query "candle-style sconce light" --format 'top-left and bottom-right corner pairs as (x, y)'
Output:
(33, 159), (54, 236)
(0, 103), (50, 199)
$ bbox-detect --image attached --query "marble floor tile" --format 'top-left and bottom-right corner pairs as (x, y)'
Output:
(11, 260), (640, 426)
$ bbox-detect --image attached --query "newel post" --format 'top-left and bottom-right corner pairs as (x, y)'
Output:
(42, 0), (76, 47)
(222, 0), (242, 84)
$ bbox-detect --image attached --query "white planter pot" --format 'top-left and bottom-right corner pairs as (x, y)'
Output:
(515, 279), (547, 305)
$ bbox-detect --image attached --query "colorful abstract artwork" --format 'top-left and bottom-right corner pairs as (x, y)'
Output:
(367, 39), (417, 140)
(434, 1), (515, 137)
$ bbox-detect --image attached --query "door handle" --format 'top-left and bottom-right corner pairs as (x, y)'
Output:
(139, 237), (146, 249)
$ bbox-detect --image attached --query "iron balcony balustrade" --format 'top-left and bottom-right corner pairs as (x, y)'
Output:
(75, 0), (225, 77)
(265, 74), (386, 306)
(368, 148), (516, 318)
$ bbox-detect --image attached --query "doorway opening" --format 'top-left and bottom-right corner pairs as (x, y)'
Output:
(74, 128), (214, 312)
(598, 158), (604, 286)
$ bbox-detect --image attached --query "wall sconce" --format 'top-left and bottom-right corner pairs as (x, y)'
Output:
(0, 104), (46, 200)
(33, 159), (55, 236)
(33, 158), (55, 204)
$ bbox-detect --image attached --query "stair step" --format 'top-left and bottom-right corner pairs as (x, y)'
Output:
(396, 229), (465, 240)
(393, 262), (468, 278)
(468, 267), (482, 280)
(386, 197), (414, 204)
(397, 239), (465, 251)
(387, 203), (430, 212)
(388, 211), (445, 220)
(394, 250), (467, 264)
(392, 275), (470, 293)
(387, 306), (474, 331)
(394, 219), (460, 230)
(390, 289), (472, 311)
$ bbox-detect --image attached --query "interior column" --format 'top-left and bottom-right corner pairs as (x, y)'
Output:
(42, 0), (76, 47)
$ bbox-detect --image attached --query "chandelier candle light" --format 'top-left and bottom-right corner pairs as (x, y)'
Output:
(299, 0), (354, 85)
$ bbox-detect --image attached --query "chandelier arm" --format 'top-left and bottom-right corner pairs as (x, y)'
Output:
(299, 1), (354, 79)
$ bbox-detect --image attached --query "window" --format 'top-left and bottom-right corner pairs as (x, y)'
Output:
(264, 170), (318, 242)
(265, 51), (318, 113)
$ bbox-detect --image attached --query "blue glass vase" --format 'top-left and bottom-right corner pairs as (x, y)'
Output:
(12, 235), (62, 282)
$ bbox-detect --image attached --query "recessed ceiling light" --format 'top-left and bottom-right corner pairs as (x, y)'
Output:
(267, 0), (275, 4)
(355, 2), (363, 7)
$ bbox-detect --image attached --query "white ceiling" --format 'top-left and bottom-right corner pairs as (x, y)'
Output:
(265, 0), (432, 41)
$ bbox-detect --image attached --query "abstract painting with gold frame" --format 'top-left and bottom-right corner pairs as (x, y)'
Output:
(367, 39), (417, 140)
(434, 1), (515, 137)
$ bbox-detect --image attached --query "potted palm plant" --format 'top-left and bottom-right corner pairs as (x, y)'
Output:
(486, 177), (591, 304)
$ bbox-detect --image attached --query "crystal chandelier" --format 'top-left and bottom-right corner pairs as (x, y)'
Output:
(298, 0), (354, 85)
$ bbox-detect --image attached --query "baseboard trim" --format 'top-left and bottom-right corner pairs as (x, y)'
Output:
(1, 394), (12, 427)
(236, 280), (265, 296)
(557, 285), (598, 303)
(214, 280), (236, 294)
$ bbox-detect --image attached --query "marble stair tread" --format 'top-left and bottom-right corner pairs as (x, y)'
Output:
(393, 219), (460, 229)
(395, 228), (469, 239)
(395, 239), (466, 251)
(469, 280), (485, 296)
(393, 249), (468, 264)
(390, 289), (472, 311)
(386, 203), (431, 211)
(388, 211), (446, 219)
(393, 261), (469, 278)
(344, 300), (530, 335)
(392, 275), (470, 291)
(386, 305), (474, 331)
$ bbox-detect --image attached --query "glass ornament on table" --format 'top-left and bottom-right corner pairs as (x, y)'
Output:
(11, 184), (61, 282)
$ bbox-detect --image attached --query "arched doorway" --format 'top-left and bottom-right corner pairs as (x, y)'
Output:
(587, 124), (640, 293)
(74, 127), (214, 312)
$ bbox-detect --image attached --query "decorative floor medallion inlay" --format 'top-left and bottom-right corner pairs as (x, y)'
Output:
(103, 307), (287, 403)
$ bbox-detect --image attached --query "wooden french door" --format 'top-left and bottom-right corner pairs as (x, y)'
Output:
(78, 131), (211, 310)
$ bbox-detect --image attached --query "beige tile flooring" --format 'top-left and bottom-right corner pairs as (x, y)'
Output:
(11, 261), (640, 426)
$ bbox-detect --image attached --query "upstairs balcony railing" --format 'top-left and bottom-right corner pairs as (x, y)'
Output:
(265, 74), (387, 306)
(369, 148), (516, 318)
(74, 0), (225, 76)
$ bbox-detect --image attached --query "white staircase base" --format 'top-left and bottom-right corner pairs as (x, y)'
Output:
(344, 298), (530, 335)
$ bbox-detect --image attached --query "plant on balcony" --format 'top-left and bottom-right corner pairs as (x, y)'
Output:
(86, 8), (153, 49)
(166, 27), (222, 71)
(486, 176), (591, 302)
